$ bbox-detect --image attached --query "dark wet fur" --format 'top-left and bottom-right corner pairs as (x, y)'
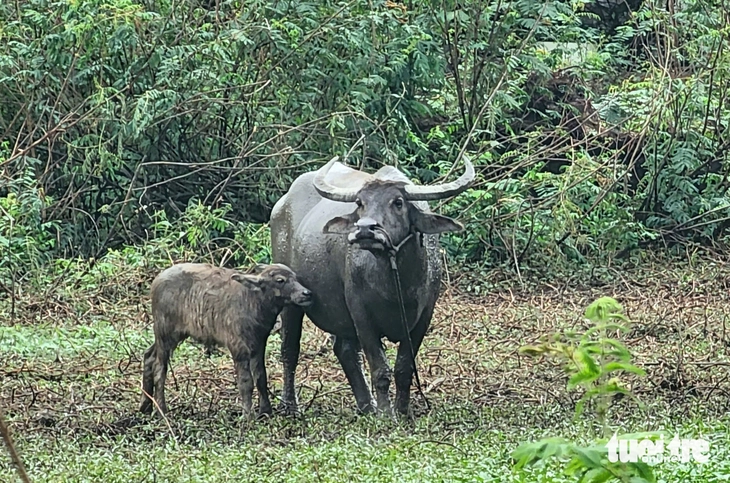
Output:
(139, 263), (311, 418)
(271, 161), (468, 416)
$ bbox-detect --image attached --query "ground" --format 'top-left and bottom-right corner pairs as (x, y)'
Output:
(1, 253), (729, 482)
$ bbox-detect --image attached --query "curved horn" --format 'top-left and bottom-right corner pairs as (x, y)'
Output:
(312, 156), (360, 203)
(404, 155), (475, 201)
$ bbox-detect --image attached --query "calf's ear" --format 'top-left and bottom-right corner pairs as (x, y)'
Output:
(242, 263), (266, 275)
(323, 211), (358, 234)
(231, 273), (261, 290)
(411, 208), (463, 234)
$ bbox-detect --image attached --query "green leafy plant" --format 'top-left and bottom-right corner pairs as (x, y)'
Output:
(145, 199), (270, 267)
(3, 0), (730, 278)
(513, 297), (657, 482)
(0, 161), (60, 290)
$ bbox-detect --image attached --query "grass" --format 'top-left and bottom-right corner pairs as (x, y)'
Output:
(2, 250), (730, 482)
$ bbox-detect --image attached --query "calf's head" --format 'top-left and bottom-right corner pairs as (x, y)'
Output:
(233, 264), (313, 307)
(315, 156), (475, 252)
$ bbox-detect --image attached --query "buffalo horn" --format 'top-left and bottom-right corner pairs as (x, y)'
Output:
(313, 156), (360, 202)
(404, 155), (475, 201)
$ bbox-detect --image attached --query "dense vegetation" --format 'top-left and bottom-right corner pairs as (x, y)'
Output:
(2, 1), (730, 482)
(2, 0), (730, 278)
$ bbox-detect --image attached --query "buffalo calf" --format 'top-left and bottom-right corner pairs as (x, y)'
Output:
(139, 263), (312, 418)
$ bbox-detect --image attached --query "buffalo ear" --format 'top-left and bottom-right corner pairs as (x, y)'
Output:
(411, 208), (463, 234)
(231, 272), (261, 289)
(242, 263), (266, 275)
(323, 211), (358, 234)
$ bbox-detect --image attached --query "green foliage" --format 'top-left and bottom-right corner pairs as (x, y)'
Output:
(0, 0), (454, 256)
(0, 154), (60, 289)
(514, 297), (656, 482)
(520, 297), (645, 429)
(147, 199), (270, 266)
(513, 437), (657, 483)
(2, 0), (730, 274)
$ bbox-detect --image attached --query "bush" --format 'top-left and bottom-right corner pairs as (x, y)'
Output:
(2, 0), (730, 273)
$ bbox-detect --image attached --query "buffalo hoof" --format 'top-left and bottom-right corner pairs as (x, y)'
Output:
(377, 407), (395, 420)
(256, 411), (273, 421)
(257, 404), (273, 419)
(139, 399), (153, 415)
(395, 409), (415, 422)
(276, 401), (301, 418)
(395, 402), (412, 418)
(356, 402), (377, 415)
(151, 403), (169, 418)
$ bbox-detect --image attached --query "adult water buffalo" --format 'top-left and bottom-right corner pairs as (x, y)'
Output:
(271, 155), (474, 416)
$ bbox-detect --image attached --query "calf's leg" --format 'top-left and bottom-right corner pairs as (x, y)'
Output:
(233, 355), (254, 418)
(278, 306), (304, 414)
(250, 346), (272, 417)
(153, 342), (174, 415)
(333, 336), (375, 414)
(139, 343), (157, 414)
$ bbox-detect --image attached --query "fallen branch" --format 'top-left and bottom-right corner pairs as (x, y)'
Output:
(0, 406), (31, 483)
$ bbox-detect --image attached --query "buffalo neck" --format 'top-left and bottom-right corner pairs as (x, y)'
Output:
(237, 293), (283, 331)
(347, 233), (429, 302)
(258, 300), (284, 326)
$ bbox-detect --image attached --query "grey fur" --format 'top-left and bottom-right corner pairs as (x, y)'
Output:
(271, 159), (473, 416)
(139, 263), (312, 418)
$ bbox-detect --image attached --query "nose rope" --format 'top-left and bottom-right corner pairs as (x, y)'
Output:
(381, 230), (431, 413)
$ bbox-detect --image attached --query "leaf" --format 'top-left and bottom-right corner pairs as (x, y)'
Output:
(585, 297), (624, 322)
(568, 370), (600, 388)
(603, 361), (646, 376)
(629, 461), (656, 483)
(570, 446), (604, 469)
(512, 442), (540, 469)
(583, 322), (630, 337)
(512, 438), (570, 469)
(568, 348), (600, 388)
(519, 345), (547, 356)
(600, 339), (632, 360)
(580, 468), (612, 483)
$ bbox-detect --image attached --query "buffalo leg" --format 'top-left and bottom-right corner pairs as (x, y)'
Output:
(251, 345), (272, 417)
(354, 329), (393, 416)
(278, 306), (304, 414)
(153, 342), (174, 415)
(233, 355), (254, 418)
(394, 307), (432, 416)
(333, 336), (375, 414)
(139, 343), (157, 414)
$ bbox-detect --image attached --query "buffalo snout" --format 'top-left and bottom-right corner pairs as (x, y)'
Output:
(347, 217), (389, 250)
(292, 284), (313, 307)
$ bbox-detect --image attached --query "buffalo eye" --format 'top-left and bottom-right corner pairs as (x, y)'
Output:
(276, 277), (286, 284)
(355, 198), (362, 208)
(393, 197), (404, 209)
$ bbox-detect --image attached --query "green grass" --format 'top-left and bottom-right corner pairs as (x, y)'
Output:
(6, 407), (730, 482)
(2, 252), (730, 482)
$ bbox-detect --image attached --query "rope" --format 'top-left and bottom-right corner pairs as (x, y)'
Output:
(384, 231), (431, 412)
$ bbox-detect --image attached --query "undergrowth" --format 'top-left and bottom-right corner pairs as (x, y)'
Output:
(2, 248), (730, 482)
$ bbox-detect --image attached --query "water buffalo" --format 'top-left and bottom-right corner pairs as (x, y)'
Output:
(139, 263), (312, 418)
(271, 155), (474, 416)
